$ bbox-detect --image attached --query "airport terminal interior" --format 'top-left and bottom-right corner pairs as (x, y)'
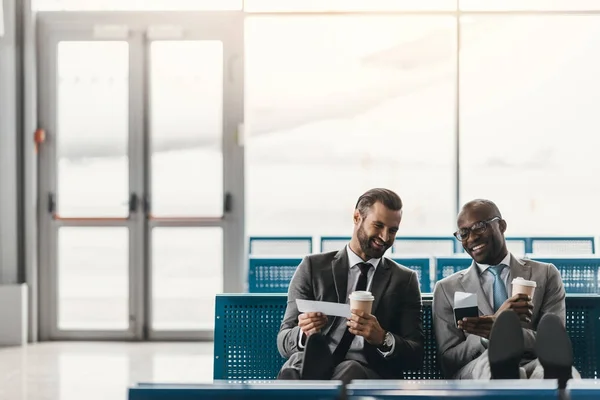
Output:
(1, 0), (600, 399)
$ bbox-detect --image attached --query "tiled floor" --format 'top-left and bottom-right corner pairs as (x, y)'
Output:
(0, 342), (213, 400)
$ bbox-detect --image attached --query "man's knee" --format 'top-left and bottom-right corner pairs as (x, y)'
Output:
(331, 360), (370, 383)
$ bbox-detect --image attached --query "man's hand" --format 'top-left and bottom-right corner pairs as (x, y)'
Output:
(458, 293), (533, 338)
(497, 293), (533, 322)
(298, 312), (328, 336)
(347, 309), (386, 346)
(458, 315), (495, 339)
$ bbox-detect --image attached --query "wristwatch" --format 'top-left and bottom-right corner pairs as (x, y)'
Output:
(378, 331), (393, 352)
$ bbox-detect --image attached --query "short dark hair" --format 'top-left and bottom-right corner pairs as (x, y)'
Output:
(355, 188), (403, 217)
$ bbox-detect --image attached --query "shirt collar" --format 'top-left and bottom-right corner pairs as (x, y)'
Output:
(476, 252), (512, 275)
(346, 244), (381, 271)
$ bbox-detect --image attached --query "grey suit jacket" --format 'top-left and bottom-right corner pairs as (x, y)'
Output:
(277, 248), (424, 378)
(432, 254), (566, 378)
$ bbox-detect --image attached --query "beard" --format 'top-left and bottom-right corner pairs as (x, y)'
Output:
(357, 223), (390, 259)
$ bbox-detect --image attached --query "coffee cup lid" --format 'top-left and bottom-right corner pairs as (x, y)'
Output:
(349, 291), (374, 301)
(512, 277), (537, 287)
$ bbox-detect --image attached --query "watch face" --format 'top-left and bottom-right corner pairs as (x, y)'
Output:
(385, 332), (392, 345)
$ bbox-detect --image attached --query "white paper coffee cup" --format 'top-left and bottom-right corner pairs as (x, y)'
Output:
(349, 291), (375, 314)
(512, 277), (537, 298)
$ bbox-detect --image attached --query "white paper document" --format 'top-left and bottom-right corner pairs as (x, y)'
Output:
(296, 299), (351, 318)
(453, 291), (479, 326)
(454, 291), (477, 308)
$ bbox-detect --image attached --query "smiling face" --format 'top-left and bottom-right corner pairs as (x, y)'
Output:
(457, 201), (508, 265)
(351, 201), (402, 260)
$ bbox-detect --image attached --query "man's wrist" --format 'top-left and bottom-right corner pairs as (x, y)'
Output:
(377, 331), (393, 351)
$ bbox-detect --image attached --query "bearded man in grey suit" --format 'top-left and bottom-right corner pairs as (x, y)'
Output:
(276, 188), (424, 383)
(433, 199), (577, 386)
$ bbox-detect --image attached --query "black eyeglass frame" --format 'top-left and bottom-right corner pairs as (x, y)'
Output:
(453, 216), (501, 241)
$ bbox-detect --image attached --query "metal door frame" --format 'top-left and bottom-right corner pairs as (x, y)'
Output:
(37, 11), (244, 340)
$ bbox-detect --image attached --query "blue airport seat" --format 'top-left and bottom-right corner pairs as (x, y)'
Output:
(435, 255), (600, 294)
(129, 382), (342, 400)
(213, 294), (600, 381)
(533, 257), (600, 294)
(393, 237), (459, 255)
(567, 380), (600, 400)
(346, 380), (557, 400)
(530, 237), (595, 255)
(435, 256), (472, 282)
(249, 236), (313, 255)
(392, 257), (432, 293)
(404, 297), (443, 380)
(566, 295), (600, 379)
(248, 257), (303, 293)
(214, 294), (287, 381)
(249, 256), (431, 295)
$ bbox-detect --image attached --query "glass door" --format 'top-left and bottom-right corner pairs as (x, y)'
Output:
(37, 12), (244, 340)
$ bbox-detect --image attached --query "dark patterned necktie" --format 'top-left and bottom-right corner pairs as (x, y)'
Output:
(332, 262), (372, 364)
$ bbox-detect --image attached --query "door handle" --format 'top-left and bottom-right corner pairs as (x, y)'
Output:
(224, 192), (233, 214)
(129, 193), (139, 214)
(48, 192), (56, 215)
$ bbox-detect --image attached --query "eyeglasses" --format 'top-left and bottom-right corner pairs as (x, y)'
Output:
(453, 217), (501, 241)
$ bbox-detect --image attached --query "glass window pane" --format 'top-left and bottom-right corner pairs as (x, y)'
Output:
(57, 42), (129, 218)
(150, 41), (224, 217)
(33, 0), (241, 11)
(460, 0), (600, 11)
(246, 16), (456, 237)
(152, 228), (223, 330)
(246, 0), (455, 12)
(460, 16), (600, 235)
(58, 227), (129, 330)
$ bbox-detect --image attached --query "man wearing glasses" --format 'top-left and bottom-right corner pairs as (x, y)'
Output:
(432, 199), (576, 385)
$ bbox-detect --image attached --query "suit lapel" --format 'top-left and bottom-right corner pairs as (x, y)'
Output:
(322, 248), (350, 337)
(459, 262), (494, 316)
(507, 254), (531, 297)
(370, 258), (392, 315)
(331, 248), (349, 304)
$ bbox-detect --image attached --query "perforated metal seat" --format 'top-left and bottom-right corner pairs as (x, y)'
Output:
(214, 294), (600, 381)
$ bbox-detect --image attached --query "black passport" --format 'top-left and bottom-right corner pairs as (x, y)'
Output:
(454, 306), (479, 327)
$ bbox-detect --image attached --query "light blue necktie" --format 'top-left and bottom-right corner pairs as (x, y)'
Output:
(488, 264), (508, 312)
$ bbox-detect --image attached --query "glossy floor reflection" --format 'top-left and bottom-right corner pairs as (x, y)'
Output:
(0, 342), (213, 400)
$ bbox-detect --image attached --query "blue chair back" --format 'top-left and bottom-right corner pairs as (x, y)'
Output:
(214, 294), (287, 381)
(249, 236), (312, 255)
(566, 295), (600, 378)
(435, 256), (472, 282)
(248, 256), (431, 294)
(248, 257), (303, 293)
(392, 257), (433, 293)
(534, 257), (600, 294)
(404, 297), (443, 380)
